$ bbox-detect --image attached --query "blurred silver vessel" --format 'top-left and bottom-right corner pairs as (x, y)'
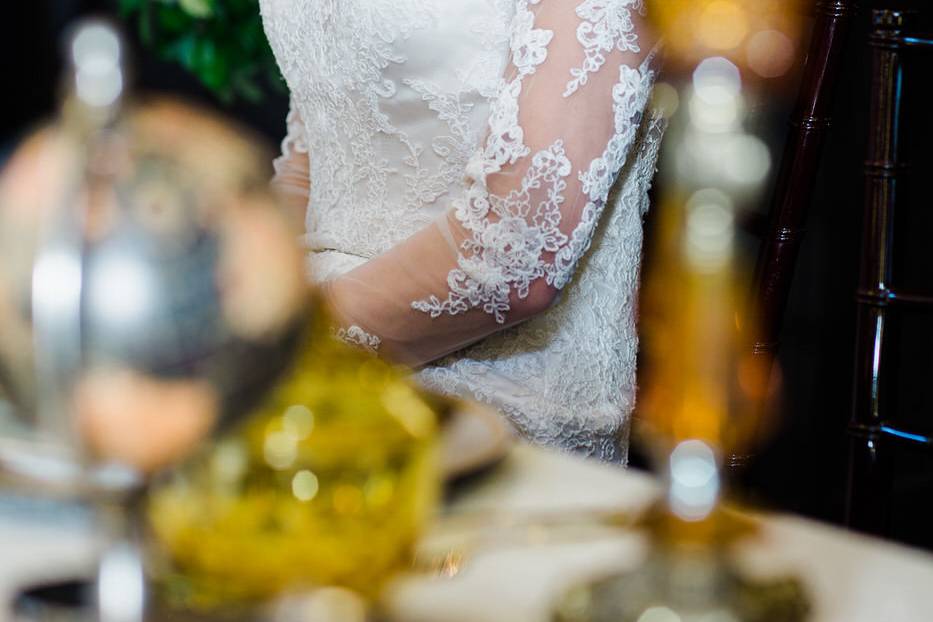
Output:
(0, 19), (308, 622)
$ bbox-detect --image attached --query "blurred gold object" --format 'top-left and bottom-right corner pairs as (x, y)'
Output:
(554, 4), (810, 619)
(147, 298), (441, 612)
(553, 548), (810, 622)
(638, 191), (768, 459)
(553, 500), (809, 622)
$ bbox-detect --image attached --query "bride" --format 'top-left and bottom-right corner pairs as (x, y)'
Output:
(260, 0), (664, 463)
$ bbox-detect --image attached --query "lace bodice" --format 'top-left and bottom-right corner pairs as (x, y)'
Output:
(261, 0), (664, 462)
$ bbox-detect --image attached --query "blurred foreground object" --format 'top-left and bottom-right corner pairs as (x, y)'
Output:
(0, 45), (307, 476)
(0, 19), (307, 622)
(554, 2), (810, 620)
(147, 297), (441, 613)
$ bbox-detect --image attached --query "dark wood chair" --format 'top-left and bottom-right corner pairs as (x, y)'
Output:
(750, 0), (857, 365)
(733, 0), (857, 469)
(748, 0), (933, 535)
(845, 5), (933, 534)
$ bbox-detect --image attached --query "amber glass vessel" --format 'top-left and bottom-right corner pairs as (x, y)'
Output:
(147, 298), (440, 612)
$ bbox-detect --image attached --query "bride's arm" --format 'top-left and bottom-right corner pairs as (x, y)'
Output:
(325, 0), (659, 367)
(271, 98), (311, 220)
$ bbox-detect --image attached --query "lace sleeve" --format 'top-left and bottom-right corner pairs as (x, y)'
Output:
(271, 97), (311, 220)
(324, 0), (658, 366)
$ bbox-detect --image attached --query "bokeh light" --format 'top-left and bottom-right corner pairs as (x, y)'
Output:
(697, 1), (750, 51)
(693, 57), (742, 106)
(668, 440), (720, 522)
(71, 23), (123, 107)
(647, 0), (802, 73)
(685, 189), (735, 273)
(291, 469), (320, 502)
(747, 29), (796, 78)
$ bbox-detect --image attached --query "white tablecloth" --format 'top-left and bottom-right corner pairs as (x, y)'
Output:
(3, 445), (933, 621)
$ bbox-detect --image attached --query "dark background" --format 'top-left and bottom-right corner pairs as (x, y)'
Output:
(2, 2), (931, 550)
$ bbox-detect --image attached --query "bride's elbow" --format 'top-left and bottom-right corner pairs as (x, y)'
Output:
(513, 278), (560, 320)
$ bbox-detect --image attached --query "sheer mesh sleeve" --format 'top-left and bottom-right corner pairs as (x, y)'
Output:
(271, 97), (311, 220)
(324, 0), (658, 366)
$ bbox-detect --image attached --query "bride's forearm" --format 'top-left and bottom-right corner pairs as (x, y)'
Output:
(321, 219), (555, 367)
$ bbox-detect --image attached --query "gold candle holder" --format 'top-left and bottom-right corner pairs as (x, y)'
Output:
(553, 2), (810, 620)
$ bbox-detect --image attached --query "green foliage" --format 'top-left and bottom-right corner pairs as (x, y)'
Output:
(118, 0), (285, 104)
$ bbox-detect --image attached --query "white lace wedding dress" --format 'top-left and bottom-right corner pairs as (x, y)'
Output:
(260, 0), (664, 462)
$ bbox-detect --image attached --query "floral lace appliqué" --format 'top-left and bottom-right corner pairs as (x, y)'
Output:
(412, 141), (572, 323)
(334, 325), (382, 354)
(413, 2), (655, 323)
(563, 0), (646, 97)
(551, 57), (656, 288)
